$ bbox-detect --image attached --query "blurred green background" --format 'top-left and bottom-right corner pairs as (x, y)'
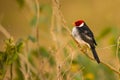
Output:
(0, 0), (120, 80)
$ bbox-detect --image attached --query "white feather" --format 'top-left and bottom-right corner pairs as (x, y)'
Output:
(79, 23), (84, 27)
(72, 27), (90, 47)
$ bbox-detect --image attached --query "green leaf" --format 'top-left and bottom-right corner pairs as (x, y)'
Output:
(0, 52), (4, 62)
(28, 51), (36, 68)
(4, 38), (18, 65)
(16, 0), (25, 8)
(30, 16), (37, 27)
(16, 39), (24, 52)
(39, 4), (52, 14)
(28, 35), (37, 42)
(49, 56), (56, 66)
(39, 47), (56, 66)
(15, 66), (24, 80)
(39, 47), (50, 57)
(0, 52), (6, 80)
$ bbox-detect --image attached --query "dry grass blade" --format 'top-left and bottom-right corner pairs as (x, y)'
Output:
(18, 53), (38, 75)
(116, 36), (120, 69)
(0, 24), (11, 38)
(52, 0), (71, 33)
(34, 0), (40, 46)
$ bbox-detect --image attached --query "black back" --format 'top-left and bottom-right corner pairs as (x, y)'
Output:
(76, 23), (97, 48)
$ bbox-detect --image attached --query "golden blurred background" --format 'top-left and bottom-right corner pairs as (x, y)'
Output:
(0, 0), (119, 62)
(0, 0), (120, 80)
(0, 0), (120, 40)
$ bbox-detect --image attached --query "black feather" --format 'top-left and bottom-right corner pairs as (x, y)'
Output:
(90, 45), (100, 63)
(76, 23), (100, 63)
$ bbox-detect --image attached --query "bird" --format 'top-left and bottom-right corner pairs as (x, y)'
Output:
(72, 20), (100, 63)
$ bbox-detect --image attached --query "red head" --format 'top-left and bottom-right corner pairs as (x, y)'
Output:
(74, 20), (84, 26)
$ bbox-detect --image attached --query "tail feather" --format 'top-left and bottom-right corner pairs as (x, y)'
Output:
(90, 46), (100, 63)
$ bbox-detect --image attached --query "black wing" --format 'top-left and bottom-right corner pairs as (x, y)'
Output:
(77, 24), (100, 63)
(76, 23), (97, 46)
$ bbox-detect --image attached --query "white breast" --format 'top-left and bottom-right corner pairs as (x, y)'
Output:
(72, 27), (89, 46)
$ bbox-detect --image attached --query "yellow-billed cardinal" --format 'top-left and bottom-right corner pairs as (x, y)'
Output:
(72, 20), (100, 63)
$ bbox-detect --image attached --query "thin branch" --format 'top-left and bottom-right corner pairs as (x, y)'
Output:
(61, 46), (74, 80)
(72, 35), (120, 75)
(97, 44), (116, 50)
(10, 64), (13, 80)
(50, 5), (57, 42)
(35, 0), (40, 46)
(18, 53), (38, 75)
